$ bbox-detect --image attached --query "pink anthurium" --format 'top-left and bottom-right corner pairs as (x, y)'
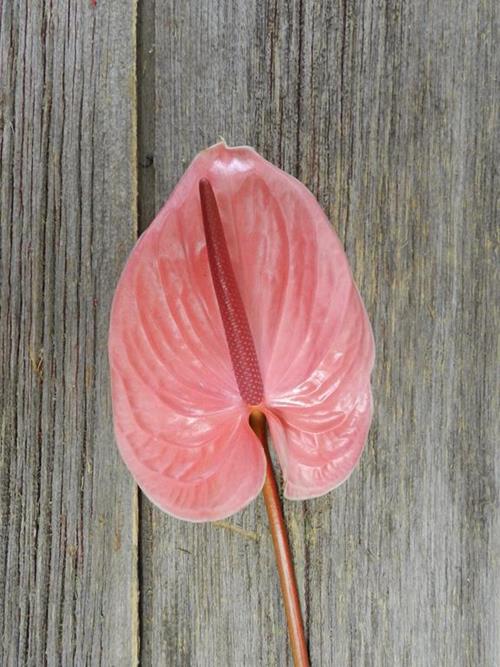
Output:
(109, 142), (374, 665)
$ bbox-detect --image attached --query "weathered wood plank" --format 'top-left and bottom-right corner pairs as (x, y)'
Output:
(297, 2), (499, 665)
(138, 1), (498, 666)
(0, 2), (139, 665)
(137, 2), (306, 665)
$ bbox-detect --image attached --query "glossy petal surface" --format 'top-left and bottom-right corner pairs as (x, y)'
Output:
(109, 142), (374, 520)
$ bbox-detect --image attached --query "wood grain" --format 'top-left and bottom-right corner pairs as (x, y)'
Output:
(0, 2), (139, 665)
(1, 0), (498, 665)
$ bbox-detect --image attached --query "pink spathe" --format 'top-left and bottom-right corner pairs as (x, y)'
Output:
(108, 142), (375, 521)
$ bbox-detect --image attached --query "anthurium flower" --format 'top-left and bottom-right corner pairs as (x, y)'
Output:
(109, 142), (374, 522)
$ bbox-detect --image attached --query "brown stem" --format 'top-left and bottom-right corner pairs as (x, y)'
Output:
(250, 410), (310, 667)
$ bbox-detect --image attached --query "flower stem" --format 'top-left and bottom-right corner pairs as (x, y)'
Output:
(250, 410), (310, 667)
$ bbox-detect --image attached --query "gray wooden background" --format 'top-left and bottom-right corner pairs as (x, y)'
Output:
(1, 1), (498, 665)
